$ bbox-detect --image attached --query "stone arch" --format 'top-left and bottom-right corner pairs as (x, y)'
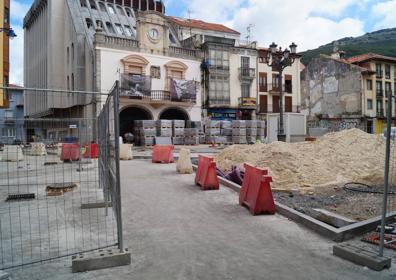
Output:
(158, 106), (190, 121)
(119, 105), (154, 136)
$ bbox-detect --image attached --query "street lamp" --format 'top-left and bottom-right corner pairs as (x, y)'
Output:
(0, 27), (17, 39)
(265, 42), (298, 142)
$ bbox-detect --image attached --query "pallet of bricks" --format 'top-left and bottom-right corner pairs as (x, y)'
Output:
(156, 120), (173, 145)
(232, 120), (247, 144)
(246, 120), (258, 144)
(205, 120), (222, 144)
(185, 121), (201, 145)
(221, 121), (233, 144)
(256, 120), (266, 143)
(134, 120), (156, 146)
(172, 120), (185, 145)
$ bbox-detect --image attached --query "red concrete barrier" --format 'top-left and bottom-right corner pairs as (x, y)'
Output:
(195, 155), (219, 190)
(60, 143), (80, 162)
(152, 145), (175, 164)
(83, 143), (99, 159)
(239, 163), (275, 215)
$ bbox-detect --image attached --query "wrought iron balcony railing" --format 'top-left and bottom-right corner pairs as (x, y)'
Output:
(120, 74), (197, 104)
(239, 68), (256, 80)
(267, 83), (293, 93)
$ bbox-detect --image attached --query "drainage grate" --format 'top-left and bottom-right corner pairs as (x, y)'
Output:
(6, 193), (36, 201)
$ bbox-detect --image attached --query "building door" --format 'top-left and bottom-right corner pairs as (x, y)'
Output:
(285, 96), (292, 112)
(272, 96), (280, 113)
(260, 95), (268, 113)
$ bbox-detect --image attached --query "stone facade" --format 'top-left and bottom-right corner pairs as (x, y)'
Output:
(301, 55), (363, 118)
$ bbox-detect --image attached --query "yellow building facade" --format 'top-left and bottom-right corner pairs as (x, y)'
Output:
(0, 0), (10, 108)
(349, 54), (396, 134)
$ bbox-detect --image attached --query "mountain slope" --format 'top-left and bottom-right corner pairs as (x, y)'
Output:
(300, 28), (396, 65)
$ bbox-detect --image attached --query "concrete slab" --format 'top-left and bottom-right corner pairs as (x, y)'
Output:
(333, 243), (391, 271)
(201, 169), (396, 243)
(312, 208), (357, 228)
(72, 248), (131, 273)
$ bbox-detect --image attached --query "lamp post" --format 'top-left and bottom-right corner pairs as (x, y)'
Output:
(0, 27), (17, 39)
(265, 42), (297, 142)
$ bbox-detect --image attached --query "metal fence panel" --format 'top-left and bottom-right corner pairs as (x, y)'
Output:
(0, 86), (121, 269)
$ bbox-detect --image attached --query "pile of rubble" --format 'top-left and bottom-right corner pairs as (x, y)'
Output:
(216, 129), (387, 191)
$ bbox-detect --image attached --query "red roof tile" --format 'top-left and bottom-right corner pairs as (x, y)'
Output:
(347, 53), (396, 64)
(168, 16), (240, 35)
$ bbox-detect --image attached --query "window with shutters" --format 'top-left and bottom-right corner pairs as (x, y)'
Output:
(285, 96), (292, 112)
(285, 75), (292, 93)
(259, 72), (267, 92)
(260, 95), (268, 113)
(272, 74), (280, 91)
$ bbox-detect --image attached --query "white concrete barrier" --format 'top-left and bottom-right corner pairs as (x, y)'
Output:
(120, 144), (133, 160)
(31, 142), (47, 156)
(176, 148), (193, 174)
(1, 145), (24, 162)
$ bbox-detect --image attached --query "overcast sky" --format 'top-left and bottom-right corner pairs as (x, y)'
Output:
(9, 0), (396, 85)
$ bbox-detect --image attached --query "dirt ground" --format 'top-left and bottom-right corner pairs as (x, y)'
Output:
(274, 183), (396, 222)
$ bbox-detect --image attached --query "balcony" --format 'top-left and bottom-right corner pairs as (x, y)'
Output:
(376, 89), (384, 98)
(376, 109), (384, 117)
(169, 46), (203, 59)
(238, 97), (257, 109)
(207, 97), (231, 107)
(268, 84), (293, 94)
(120, 89), (197, 104)
(4, 113), (15, 124)
(239, 68), (256, 81)
(376, 71), (383, 79)
(102, 35), (139, 49)
(120, 74), (197, 104)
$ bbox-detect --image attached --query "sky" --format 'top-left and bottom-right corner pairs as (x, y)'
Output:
(9, 0), (396, 85)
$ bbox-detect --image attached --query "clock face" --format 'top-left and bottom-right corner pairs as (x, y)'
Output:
(148, 28), (159, 40)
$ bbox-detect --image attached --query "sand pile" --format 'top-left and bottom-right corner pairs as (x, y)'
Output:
(215, 129), (387, 191)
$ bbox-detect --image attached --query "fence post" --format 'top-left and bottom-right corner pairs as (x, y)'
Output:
(113, 80), (124, 252)
(379, 90), (393, 256)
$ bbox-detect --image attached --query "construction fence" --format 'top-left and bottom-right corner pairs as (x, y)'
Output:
(0, 84), (123, 269)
